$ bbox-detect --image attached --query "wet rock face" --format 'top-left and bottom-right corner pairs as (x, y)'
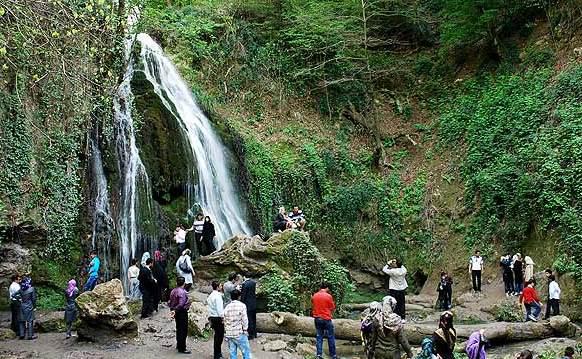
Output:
(76, 279), (138, 342)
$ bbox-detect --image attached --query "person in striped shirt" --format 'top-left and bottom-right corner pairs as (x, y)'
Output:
(223, 289), (252, 359)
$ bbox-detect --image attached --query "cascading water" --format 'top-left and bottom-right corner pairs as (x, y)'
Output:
(136, 33), (251, 249)
(114, 41), (158, 290)
(90, 139), (114, 281)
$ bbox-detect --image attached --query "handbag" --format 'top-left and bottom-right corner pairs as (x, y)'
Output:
(179, 258), (191, 274)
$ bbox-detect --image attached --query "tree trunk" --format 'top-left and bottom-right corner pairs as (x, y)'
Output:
(256, 312), (578, 345)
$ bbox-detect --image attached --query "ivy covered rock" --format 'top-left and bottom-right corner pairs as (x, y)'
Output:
(194, 230), (350, 314)
(76, 279), (138, 342)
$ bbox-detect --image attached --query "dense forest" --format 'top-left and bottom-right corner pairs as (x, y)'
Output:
(0, 0), (581, 316)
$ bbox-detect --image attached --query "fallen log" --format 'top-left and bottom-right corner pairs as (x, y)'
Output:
(257, 312), (578, 345)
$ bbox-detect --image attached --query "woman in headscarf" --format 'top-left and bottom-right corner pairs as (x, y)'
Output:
(466, 329), (488, 359)
(141, 252), (151, 267)
(367, 296), (413, 359)
(176, 249), (195, 291)
(524, 255), (535, 282)
(64, 279), (79, 338)
(18, 277), (37, 340)
(152, 250), (169, 308)
(127, 258), (141, 300)
(202, 216), (217, 254)
(432, 311), (456, 359)
(361, 301), (382, 358)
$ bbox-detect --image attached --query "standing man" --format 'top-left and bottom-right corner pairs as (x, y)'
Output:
(469, 250), (484, 295)
(139, 258), (157, 319)
(9, 274), (21, 336)
(382, 259), (408, 319)
(174, 224), (193, 257)
(193, 213), (205, 256)
(223, 289), (252, 359)
(169, 276), (191, 354)
(241, 277), (257, 340)
(83, 250), (100, 291)
(311, 282), (337, 359)
(207, 280), (225, 359)
(223, 272), (240, 306)
(545, 273), (561, 319)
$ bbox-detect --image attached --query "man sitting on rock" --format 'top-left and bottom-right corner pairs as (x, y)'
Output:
(169, 276), (191, 355)
(288, 206), (307, 231)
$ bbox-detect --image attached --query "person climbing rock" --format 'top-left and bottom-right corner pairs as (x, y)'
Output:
(513, 254), (524, 295)
(382, 259), (408, 319)
(241, 277), (257, 340)
(500, 254), (514, 296)
(18, 277), (37, 340)
(520, 280), (542, 322)
(312, 282), (337, 359)
(365, 296), (413, 359)
(9, 274), (21, 337)
(432, 311), (456, 359)
(174, 224), (193, 256)
(83, 250), (100, 291)
(223, 272), (240, 306)
(193, 213), (205, 255)
(466, 329), (489, 359)
(169, 276), (191, 354)
(127, 258), (141, 300)
(202, 216), (217, 254)
(288, 206), (307, 231)
(207, 280), (225, 359)
(64, 279), (79, 338)
(524, 255), (535, 282)
(544, 273), (560, 319)
(176, 249), (195, 291)
(224, 289), (252, 359)
(469, 250), (483, 295)
(139, 258), (157, 318)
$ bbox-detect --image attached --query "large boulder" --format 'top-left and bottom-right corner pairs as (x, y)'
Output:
(187, 301), (209, 337)
(76, 279), (138, 342)
(35, 311), (66, 333)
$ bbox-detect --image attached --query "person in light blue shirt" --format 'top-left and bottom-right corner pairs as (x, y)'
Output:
(207, 280), (225, 359)
(83, 250), (100, 291)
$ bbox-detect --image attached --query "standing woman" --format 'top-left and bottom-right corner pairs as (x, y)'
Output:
(127, 259), (141, 300)
(152, 250), (169, 308)
(202, 216), (217, 254)
(432, 311), (456, 359)
(367, 296), (414, 359)
(18, 277), (37, 340)
(64, 279), (79, 338)
(176, 249), (195, 291)
(524, 255), (535, 283)
(513, 254), (524, 295)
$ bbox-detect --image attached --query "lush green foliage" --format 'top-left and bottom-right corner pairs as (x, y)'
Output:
(494, 301), (523, 322)
(440, 65), (582, 276)
(261, 271), (299, 312)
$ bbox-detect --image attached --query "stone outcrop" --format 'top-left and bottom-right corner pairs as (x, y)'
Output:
(76, 279), (138, 342)
(187, 301), (209, 337)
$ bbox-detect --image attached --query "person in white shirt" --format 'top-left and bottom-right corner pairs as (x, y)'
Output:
(174, 224), (193, 257)
(207, 280), (225, 359)
(382, 259), (408, 319)
(544, 272), (561, 319)
(9, 274), (21, 336)
(127, 259), (141, 300)
(193, 213), (205, 256)
(469, 250), (484, 294)
(176, 249), (195, 291)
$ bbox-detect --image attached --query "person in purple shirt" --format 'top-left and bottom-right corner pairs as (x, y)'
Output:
(169, 276), (191, 354)
(466, 329), (488, 359)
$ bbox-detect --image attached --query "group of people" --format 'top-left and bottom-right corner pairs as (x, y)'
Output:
(168, 272), (257, 358)
(500, 252), (536, 296)
(132, 250), (170, 318)
(518, 269), (561, 322)
(174, 213), (217, 257)
(273, 206), (307, 232)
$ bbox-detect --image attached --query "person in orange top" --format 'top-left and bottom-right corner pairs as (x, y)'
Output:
(520, 280), (542, 322)
(311, 282), (337, 359)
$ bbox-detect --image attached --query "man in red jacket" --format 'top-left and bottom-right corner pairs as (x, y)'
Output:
(520, 280), (542, 322)
(312, 283), (337, 359)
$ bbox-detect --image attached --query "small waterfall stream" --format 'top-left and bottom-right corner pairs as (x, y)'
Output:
(136, 33), (251, 249)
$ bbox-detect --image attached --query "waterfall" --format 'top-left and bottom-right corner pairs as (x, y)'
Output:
(114, 44), (158, 290)
(136, 33), (251, 249)
(90, 139), (114, 281)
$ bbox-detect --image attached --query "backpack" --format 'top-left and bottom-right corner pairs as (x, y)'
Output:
(416, 337), (436, 359)
(178, 257), (191, 274)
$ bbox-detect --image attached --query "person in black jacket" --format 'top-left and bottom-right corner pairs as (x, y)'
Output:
(241, 277), (257, 339)
(202, 216), (217, 255)
(139, 258), (157, 318)
(513, 254), (525, 295)
(152, 250), (169, 309)
(432, 311), (456, 359)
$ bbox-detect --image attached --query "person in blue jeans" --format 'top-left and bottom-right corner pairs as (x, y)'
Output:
(223, 289), (252, 359)
(312, 283), (337, 359)
(83, 250), (100, 291)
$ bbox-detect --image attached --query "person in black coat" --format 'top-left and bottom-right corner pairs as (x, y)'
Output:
(152, 251), (169, 309)
(241, 277), (257, 339)
(139, 258), (157, 318)
(202, 216), (216, 255)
